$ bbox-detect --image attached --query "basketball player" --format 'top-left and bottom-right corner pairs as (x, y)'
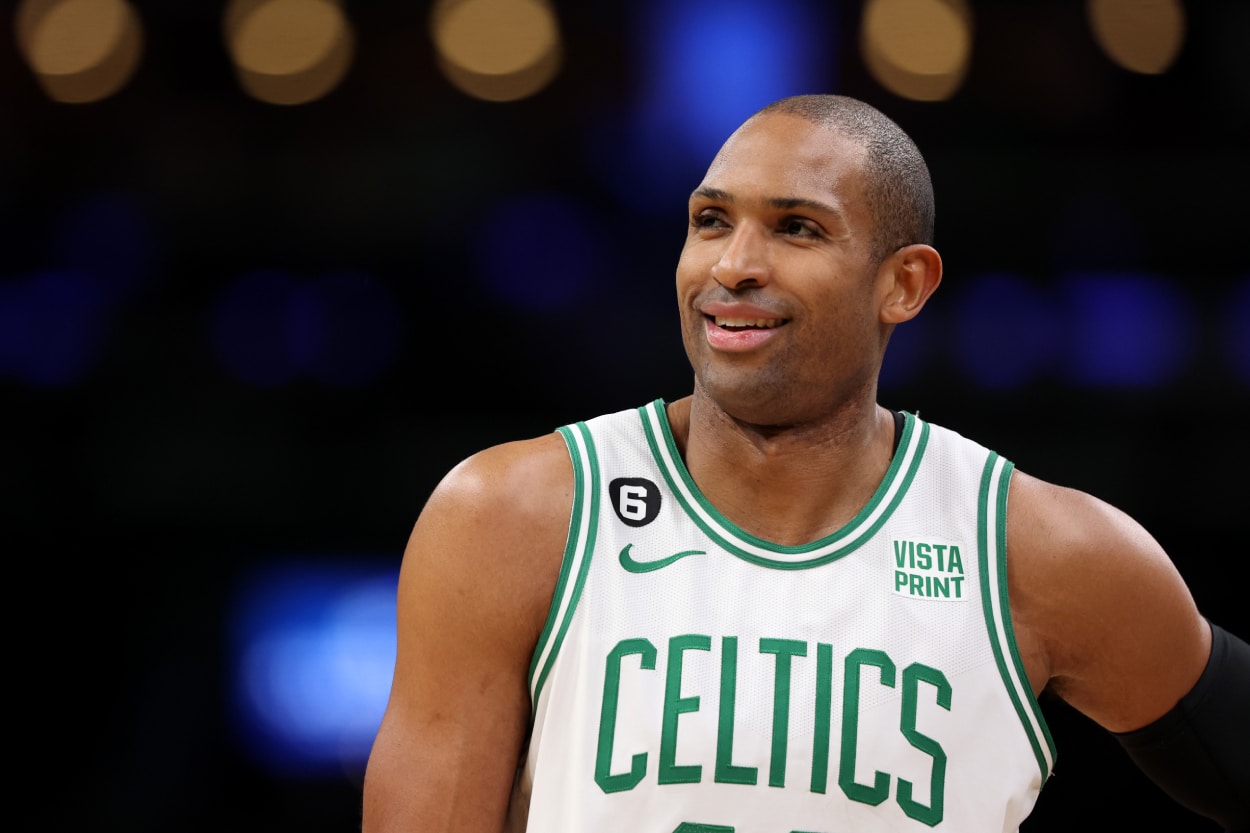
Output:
(361, 94), (1249, 832)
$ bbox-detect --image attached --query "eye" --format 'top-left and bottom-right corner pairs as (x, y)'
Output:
(692, 210), (728, 230)
(781, 217), (818, 237)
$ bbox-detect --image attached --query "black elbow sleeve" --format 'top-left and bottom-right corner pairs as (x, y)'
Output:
(1113, 622), (1250, 832)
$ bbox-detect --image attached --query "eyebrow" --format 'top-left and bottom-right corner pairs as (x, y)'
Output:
(691, 186), (843, 218)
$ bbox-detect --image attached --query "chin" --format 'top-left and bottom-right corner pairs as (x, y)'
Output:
(698, 374), (794, 424)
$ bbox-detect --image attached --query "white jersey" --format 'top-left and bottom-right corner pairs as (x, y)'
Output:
(511, 399), (1056, 833)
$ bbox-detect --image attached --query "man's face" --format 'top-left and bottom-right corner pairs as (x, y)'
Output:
(676, 112), (888, 426)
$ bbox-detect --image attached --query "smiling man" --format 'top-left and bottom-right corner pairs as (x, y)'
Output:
(362, 94), (1249, 833)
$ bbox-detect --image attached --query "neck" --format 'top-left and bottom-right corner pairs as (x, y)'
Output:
(668, 389), (897, 546)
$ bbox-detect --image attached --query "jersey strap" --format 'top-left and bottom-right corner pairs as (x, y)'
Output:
(977, 453), (1057, 782)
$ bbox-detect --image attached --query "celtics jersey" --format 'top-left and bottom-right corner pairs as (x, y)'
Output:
(510, 399), (1056, 833)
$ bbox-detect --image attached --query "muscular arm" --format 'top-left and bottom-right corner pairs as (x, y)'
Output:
(362, 433), (573, 833)
(1006, 470), (1210, 731)
(1006, 471), (1250, 828)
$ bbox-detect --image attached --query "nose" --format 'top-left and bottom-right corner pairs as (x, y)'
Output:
(711, 224), (771, 290)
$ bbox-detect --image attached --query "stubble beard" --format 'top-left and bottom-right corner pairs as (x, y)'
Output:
(689, 324), (884, 437)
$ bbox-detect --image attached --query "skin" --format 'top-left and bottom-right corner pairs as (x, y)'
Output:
(361, 112), (1212, 833)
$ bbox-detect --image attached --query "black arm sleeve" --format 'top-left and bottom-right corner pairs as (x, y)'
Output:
(1113, 622), (1250, 832)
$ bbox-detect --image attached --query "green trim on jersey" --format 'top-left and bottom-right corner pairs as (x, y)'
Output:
(530, 422), (602, 713)
(977, 453), (1057, 781)
(638, 398), (930, 568)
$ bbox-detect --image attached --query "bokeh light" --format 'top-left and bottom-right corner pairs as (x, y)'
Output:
(1226, 276), (1250, 385)
(228, 561), (399, 778)
(952, 273), (1061, 390)
(209, 269), (403, 388)
(1059, 272), (1196, 388)
(471, 191), (597, 312)
(0, 269), (115, 386)
(224, 0), (355, 105)
(1088, 0), (1186, 75)
(15, 0), (144, 103)
(861, 0), (972, 102)
(431, 0), (562, 102)
(591, 0), (833, 215)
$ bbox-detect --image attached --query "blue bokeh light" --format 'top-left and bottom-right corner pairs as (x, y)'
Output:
(228, 560), (400, 778)
(880, 303), (938, 392)
(211, 269), (303, 387)
(636, 0), (834, 161)
(952, 272), (1061, 390)
(0, 189), (154, 387)
(1059, 271), (1196, 388)
(286, 271), (404, 387)
(597, 0), (834, 213)
(0, 269), (115, 386)
(472, 191), (597, 312)
(1226, 276), (1250, 385)
(210, 269), (403, 387)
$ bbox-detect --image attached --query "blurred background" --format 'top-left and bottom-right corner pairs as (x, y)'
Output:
(3, 0), (1247, 831)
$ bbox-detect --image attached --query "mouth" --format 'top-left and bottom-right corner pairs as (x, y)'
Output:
(709, 315), (786, 331)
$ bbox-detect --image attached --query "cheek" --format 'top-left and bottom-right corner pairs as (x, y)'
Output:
(675, 246), (705, 286)
(675, 251), (709, 314)
(810, 289), (878, 347)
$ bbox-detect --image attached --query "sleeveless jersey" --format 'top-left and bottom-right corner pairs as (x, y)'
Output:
(509, 399), (1056, 833)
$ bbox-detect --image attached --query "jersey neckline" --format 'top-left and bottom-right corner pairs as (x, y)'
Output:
(636, 398), (929, 568)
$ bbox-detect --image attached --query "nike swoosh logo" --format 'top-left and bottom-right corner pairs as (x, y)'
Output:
(619, 544), (706, 574)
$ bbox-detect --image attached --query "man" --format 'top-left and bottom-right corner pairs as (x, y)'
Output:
(362, 94), (1248, 832)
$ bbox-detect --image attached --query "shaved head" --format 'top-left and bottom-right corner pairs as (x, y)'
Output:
(751, 94), (934, 266)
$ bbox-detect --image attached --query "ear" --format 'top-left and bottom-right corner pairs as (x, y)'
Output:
(877, 244), (942, 324)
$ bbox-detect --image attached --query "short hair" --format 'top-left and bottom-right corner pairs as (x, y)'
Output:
(755, 94), (935, 265)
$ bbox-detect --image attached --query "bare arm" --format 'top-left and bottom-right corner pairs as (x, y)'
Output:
(1006, 469), (1211, 732)
(362, 433), (573, 833)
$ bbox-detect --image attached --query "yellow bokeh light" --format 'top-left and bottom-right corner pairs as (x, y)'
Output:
(865, 0), (969, 76)
(432, 0), (557, 75)
(228, 0), (344, 75)
(223, 0), (354, 105)
(437, 46), (562, 103)
(1088, 0), (1185, 75)
(861, 0), (972, 102)
(27, 0), (126, 74)
(15, 0), (143, 103)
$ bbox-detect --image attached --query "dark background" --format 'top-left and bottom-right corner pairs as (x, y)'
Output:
(4, 2), (1247, 831)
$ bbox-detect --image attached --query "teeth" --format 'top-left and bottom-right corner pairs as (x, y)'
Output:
(715, 317), (781, 329)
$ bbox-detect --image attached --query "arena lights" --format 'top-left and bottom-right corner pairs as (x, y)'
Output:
(227, 560), (399, 778)
(857, 0), (1187, 102)
(10, 0), (1197, 106)
(209, 269), (404, 389)
(1229, 278), (1250, 386)
(860, 0), (973, 103)
(1059, 271), (1197, 389)
(224, 0), (356, 106)
(603, 0), (833, 218)
(430, 0), (563, 103)
(11, 0), (567, 106)
(15, 0), (144, 104)
(470, 192), (596, 311)
(879, 269), (1204, 394)
(1088, 0), (1186, 75)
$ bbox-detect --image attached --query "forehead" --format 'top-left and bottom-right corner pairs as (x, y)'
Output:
(699, 113), (868, 208)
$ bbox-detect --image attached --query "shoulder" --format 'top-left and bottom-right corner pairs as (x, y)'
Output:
(1006, 470), (1163, 563)
(366, 432), (576, 830)
(427, 431), (574, 523)
(400, 431), (575, 647)
(416, 431), (575, 575)
(1004, 469), (1210, 731)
